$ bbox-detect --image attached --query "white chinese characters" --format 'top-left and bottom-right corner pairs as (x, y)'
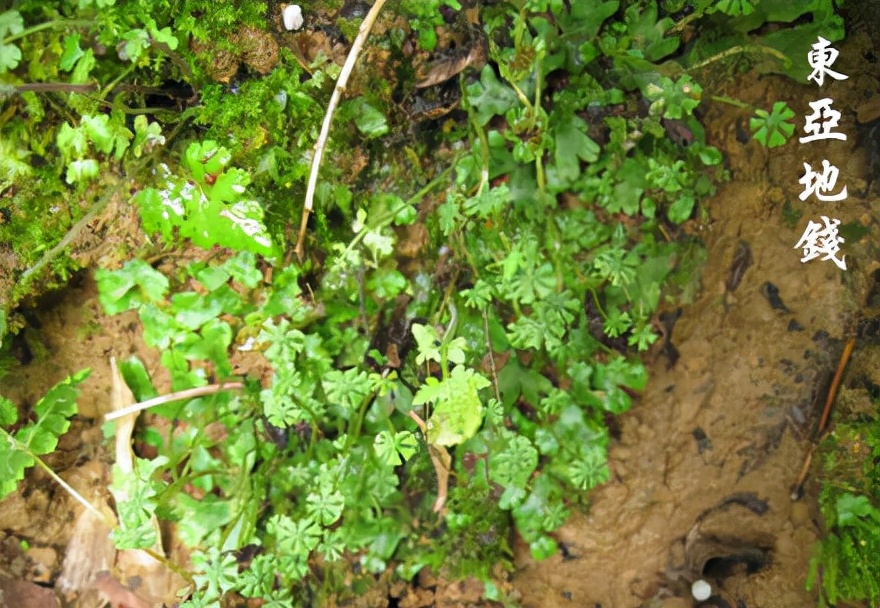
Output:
(806, 37), (848, 86)
(798, 98), (846, 143)
(795, 36), (849, 271)
(794, 216), (846, 270)
(798, 160), (847, 202)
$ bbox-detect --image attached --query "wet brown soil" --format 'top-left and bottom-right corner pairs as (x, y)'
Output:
(1, 28), (879, 608)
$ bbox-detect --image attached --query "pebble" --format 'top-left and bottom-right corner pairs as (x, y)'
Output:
(692, 579), (712, 601)
(283, 5), (304, 31)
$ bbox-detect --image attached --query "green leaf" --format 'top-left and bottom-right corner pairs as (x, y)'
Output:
(837, 493), (880, 528)
(131, 115), (165, 157)
(394, 430), (419, 461)
(412, 323), (442, 365)
(750, 101), (796, 148)
(306, 487), (344, 526)
(563, 443), (609, 490)
(194, 265), (232, 292)
(713, 0), (755, 16)
(59, 34), (84, 71)
(222, 251), (262, 288)
(529, 535), (558, 560)
(0, 442), (32, 498)
(0, 10), (24, 38)
(70, 48), (95, 83)
(416, 366), (490, 446)
(592, 247), (638, 287)
(322, 368), (373, 415)
(350, 98), (389, 138)
(554, 113), (599, 182)
(507, 316), (545, 351)
(210, 167), (250, 203)
(136, 158), (277, 257)
(139, 305), (179, 350)
(174, 494), (234, 547)
(96, 259), (170, 315)
(81, 114), (114, 155)
(185, 140), (230, 179)
(667, 194), (696, 224)
(374, 430), (419, 466)
(16, 368), (91, 454)
(177, 318), (233, 375)
(596, 356), (647, 391)
(624, 1), (679, 62)
(148, 23), (179, 50)
(508, 262), (556, 305)
(466, 66), (520, 126)
(65, 159), (99, 184)
(0, 11), (23, 73)
(119, 28), (150, 62)
(367, 268), (408, 299)
(171, 292), (219, 329)
(267, 514), (322, 558)
(0, 395), (16, 426)
(489, 430), (538, 508)
(463, 185), (510, 219)
(555, 0), (617, 42)
(192, 548), (239, 600)
(1, 370), (90, 499)
(56, 123), (89, 160)
(119, 356), (159, 402)
(238, 554), (276, 598)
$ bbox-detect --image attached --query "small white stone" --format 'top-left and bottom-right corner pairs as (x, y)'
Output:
(283, 5), (304, 31)
(691, 579), (712, 602)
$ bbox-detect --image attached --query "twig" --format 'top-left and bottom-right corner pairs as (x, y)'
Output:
(31, 453), (111, 525)
(407, 409), (427, 433)
(9, 83), (98, 94)
(816, 336), (856, 436)
(293, 0), (388, 260)
(482, 307), (501, 404)
(791, 336), (856, 500)
(407, 410), (450, 515)
(104, 382), (243, 421)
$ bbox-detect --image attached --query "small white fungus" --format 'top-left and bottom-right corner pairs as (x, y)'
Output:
(691, 579), (712, 602)
(283, 5), (304, 31)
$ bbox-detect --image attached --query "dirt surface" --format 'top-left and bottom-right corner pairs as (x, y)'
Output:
(2, 26), (879, 608)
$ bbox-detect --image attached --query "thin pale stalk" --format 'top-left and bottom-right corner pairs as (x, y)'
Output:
(103, 382), (243, 421)
(294, 0), (389, 260)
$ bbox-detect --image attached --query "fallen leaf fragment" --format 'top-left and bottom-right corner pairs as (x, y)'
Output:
(94, 571), (152, 608)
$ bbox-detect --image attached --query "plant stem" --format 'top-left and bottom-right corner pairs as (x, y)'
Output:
(104, 382), (244, 421)
(294, 0), (389, 260)
(482, 308), (501, 404)
(29, 448), (112, 525)
(688, 44), (788, 72)
(710, 94), (753, 110)
(2, 19), (94, 44)
(342, 163), (455, 258)
(11, 83), (98, 94)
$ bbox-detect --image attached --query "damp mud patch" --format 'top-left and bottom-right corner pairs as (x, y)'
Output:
(665, 493), (774, 604)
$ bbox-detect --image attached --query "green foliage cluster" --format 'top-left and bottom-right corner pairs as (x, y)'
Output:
(678, 0), (844, 82)
(0, 369), (91, 498)
(0, 0), (852, 605)
(137, 140), (278, 258)
(0, 0), (318, 295)
(808, 421), (880, 606)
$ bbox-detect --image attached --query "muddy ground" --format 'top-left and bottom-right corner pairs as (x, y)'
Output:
(1, 25), (879, 608)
